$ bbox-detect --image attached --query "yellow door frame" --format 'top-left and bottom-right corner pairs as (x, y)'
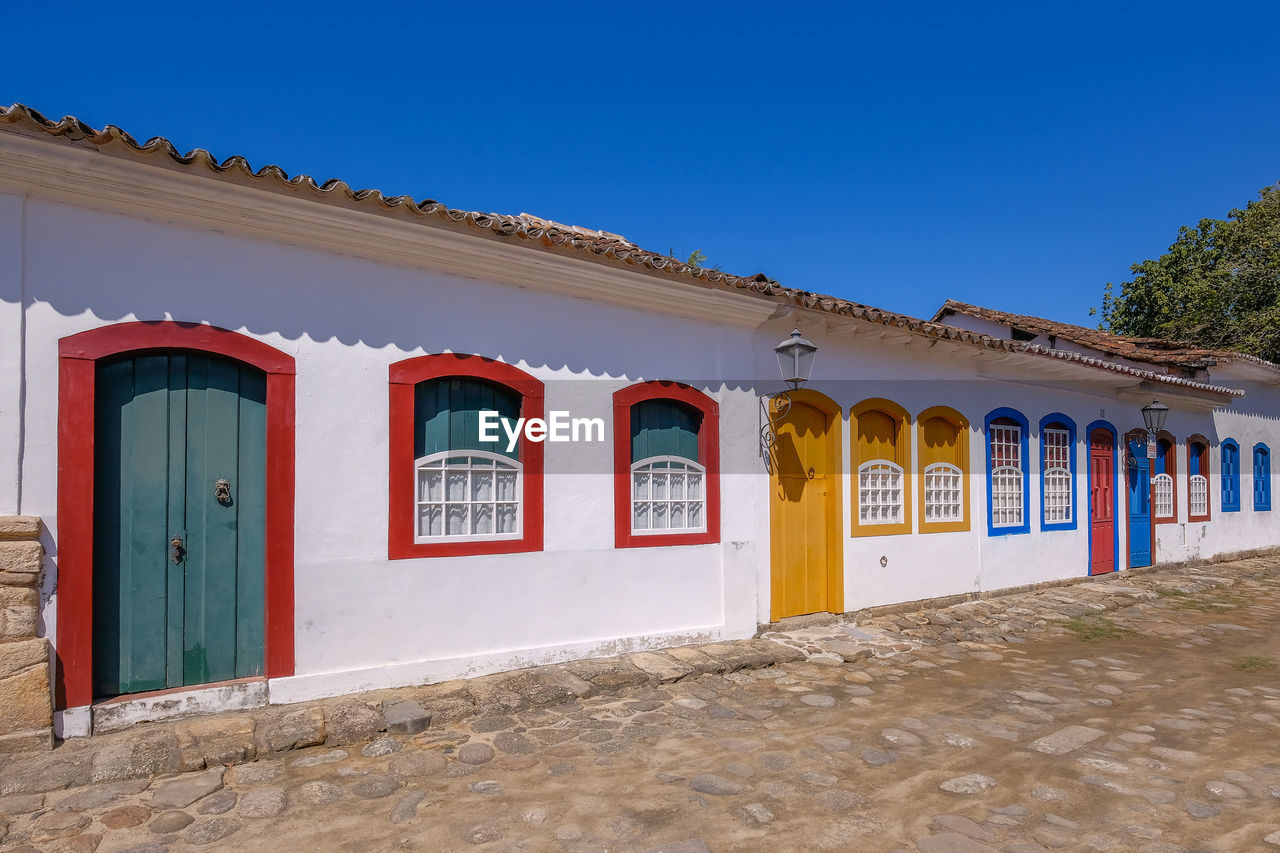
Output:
(769, 389), (844, 621)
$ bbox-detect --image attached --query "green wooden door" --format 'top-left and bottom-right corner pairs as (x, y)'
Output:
(93, 353), (266, 697)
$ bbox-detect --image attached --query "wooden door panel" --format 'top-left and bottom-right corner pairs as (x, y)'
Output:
(770, 401), (834, 620)
(1127, 439), (1152, 568)
(93, 356), (179, 695)
(94, 352), (267, 699)
(1088, 429), (1115, 575)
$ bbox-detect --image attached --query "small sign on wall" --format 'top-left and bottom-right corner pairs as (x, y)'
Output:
(1147, 436), (1158, 460)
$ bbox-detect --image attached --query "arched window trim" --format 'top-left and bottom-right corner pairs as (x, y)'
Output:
(1221, 438), (1241, 513)
(985, 407), (1030, 536)
(1153, 430), (1178, 523)
(916, 406), (970, 534)
(850, 398), (912, 537)
(1038, 413), (1077, 532)
(389, 353), (545, 559)
(1254, 442), (1272, 512)
(1186, 434), (1211, 522)
(613, 381), (720, 549)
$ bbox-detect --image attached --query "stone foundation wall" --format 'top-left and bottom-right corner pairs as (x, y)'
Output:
(0, 516), (52, 751)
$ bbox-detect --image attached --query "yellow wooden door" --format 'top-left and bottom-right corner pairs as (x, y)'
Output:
(770, 401), (833, 620)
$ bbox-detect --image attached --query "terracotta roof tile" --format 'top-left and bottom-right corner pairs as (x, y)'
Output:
(933, 300), (1278, 374)
(0, 104), (1246, 400)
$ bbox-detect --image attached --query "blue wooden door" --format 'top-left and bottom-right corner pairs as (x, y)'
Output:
(93, 353), (266, 697)
(1126, 438), (1152, 568)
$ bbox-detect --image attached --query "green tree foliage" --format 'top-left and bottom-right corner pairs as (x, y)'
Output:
(1098, 182), (1280, 362)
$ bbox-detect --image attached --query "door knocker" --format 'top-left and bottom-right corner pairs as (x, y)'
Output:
(170, 536), (185, 565)
(807, 467), (815, 480)
(214, 479), (232, 505)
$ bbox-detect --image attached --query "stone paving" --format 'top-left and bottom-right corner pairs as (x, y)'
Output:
(2, 555), (1279, 852)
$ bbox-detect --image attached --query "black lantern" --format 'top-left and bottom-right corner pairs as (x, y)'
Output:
(1141, 399), (1170, 434)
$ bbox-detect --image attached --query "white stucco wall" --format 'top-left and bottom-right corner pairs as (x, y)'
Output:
(6, 181), (1280, 715)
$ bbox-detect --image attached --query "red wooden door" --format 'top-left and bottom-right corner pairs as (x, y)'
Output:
(1089, 429), (1115, 575)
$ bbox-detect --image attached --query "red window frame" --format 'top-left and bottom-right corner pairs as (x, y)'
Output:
(389, 353), (544, 559)
(613, 381), (720, 549)
(57, 321), (296, 710)
(1154, 430), (1178, 523)
(1187, 434), (1211, 522)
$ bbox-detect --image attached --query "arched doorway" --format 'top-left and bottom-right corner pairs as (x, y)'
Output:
(768, 390), (843, 620)
(1087, 422), (1117, 575)
(57, 322), (295, 708)
(1124, 429), (1153, 569)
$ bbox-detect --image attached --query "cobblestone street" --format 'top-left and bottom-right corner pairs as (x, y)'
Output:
(3, 556), (1280, 852)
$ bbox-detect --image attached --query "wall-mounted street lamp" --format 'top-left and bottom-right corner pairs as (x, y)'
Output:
(775, 328), (819, 390)
(760, 329), (819, 472)
(1127, 399), (1170, 468)
(1141, 399), (1169, 434)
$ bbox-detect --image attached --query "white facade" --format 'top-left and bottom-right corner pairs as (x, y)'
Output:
(1, 122), (1277, 729)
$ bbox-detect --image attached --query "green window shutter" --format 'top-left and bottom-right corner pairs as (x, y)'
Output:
(415, 378), (521, 459)
(631, 399), (701, 463)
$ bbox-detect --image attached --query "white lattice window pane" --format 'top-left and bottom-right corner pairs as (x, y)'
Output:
(670, 472), (686, 500)
(496, 471), (518, 502)
(419, 469), (443, 502)
(446, 505), (468, 535)
(415, 451), (522, 542)
(653, 473), (668, 501)
(471, 503), (494, 535)
(992, 466), (1023, 527)
(496, 503), (518, 534)
(446, 471), (468, 502)
(471, 471), (493, 502)
(631, 457), (707, 535)
(1153, 473), (1173, 518)
(418, 505), (442, 537)
(1190, 475), (1208, 516)
(924, 463), (963, 523)
(858, 461), (904, 526)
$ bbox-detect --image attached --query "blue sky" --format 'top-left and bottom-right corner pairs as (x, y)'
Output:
(5, 2), (1278, 327)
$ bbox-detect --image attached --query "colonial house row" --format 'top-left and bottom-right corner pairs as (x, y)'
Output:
(0, 105), (1276, 744)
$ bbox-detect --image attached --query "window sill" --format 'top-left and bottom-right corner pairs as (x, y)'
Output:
(390, 538), (541, 559)
(616, 531), (718, 549)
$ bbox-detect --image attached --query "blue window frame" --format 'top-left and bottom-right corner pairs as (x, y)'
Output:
(1221, 439), (1241, 512)
(1039, 413), (1077, 531)
(985, 408), (1030, 536)
(1254, 443), (1272, 511)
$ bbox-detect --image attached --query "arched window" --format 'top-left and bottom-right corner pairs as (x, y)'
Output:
(1152, 431), (1177, 523)
(1187, 435), (1210, 522)
(985, 408), (1030, 535)
(613, 382), (720, 548)
(414, 379), (523, 542)
(916, 406), (969, 533)
(851, 399), (911, 536)
(1039, 414), (1077, 530)
(1255, 443), (1272, 512)
(389, 354), (544, 558)
(1221, 439), (1241, 513)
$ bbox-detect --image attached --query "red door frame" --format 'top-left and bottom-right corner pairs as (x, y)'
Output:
(57, 321), (296, 709)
